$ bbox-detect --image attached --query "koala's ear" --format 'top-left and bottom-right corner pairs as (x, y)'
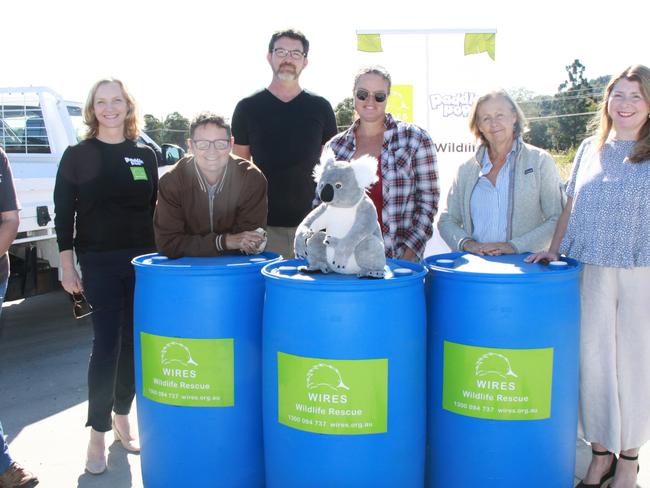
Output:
(313, 148), (336, 182)
(350, 155), (379, 189)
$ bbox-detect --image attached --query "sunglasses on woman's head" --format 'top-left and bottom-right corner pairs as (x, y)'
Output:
(355, 88), (388, 103)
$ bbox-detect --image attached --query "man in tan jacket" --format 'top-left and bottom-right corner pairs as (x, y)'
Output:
(154, 113), (268, 259)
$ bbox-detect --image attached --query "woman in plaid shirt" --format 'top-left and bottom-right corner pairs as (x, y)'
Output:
(324, 66), (439, 261)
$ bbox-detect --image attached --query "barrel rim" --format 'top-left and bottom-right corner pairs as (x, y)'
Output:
(424, 252), (582, 278)
(132, 252), (282, 273)
(261, 258), (427, 288)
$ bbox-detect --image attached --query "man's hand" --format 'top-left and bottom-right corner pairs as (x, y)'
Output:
(226, 229), (266, 255)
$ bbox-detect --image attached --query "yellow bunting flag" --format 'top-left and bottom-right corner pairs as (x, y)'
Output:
(357, 34), (383, 53)
(464, 33), (496, 61)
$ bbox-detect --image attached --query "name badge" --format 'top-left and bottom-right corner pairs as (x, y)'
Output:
(524, 168), (534, 175)
(131, 167), (148, 181)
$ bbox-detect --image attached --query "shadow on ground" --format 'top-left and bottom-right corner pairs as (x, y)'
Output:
(76, 444), (136, 488)
(0, 290), (91, 438)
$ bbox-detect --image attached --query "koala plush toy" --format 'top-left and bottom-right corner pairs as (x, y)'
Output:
(294, 151), (386, 278)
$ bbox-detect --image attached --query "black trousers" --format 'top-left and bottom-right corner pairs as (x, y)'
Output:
(78, 248), (151, 432)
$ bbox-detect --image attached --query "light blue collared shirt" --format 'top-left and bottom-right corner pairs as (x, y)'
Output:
(470, 141), (518, 242)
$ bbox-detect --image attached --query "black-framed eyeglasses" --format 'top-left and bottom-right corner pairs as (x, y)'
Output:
(72, 293), (94, 319)
(192, 139), (230, 151)
(355, 88), (388, 103)
(272, 48), (305, 60)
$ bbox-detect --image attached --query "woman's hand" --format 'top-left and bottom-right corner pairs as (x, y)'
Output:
(401, 246), (418, 262)
(463, 240), (515, 256)
(462, 240), (485, 255)
(61, 266), (83, 294)
(525, 198), (572, 264)
(525, 250), (560, 263)
(480, 242), (516, 256)
(59, 250), (83, 294)
(226, 230), (266, 255)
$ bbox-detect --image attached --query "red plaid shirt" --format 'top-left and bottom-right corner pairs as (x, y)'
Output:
(325, 114), (439, 259)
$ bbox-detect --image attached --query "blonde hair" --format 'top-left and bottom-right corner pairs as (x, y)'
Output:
(592, 64), (650, 163)
(83, 78), (141, 140)
(353, 65), (392, 94)
(468, 89), (527, 146)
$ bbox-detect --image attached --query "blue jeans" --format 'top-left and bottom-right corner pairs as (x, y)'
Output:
(0, 421), (12, 475)
(0, 278), (15, 474)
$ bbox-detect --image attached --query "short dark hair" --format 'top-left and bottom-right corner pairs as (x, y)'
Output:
(189, 112), (231, 139)
(268, 29), (309, 57)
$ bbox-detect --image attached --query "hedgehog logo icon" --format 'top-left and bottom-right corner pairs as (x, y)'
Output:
(160, 342), (198, 367)
(306, 363), (349, 391)
(475, 352), (517, 379)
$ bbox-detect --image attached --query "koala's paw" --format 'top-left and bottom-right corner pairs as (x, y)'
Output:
(315, 263), (331, 273)
(294, 233), (309, 259)
(359, 268), (385, 279)
(332, 251), (350, 270)
(323, 235), (339, 247)
(298, 265), (323, 274)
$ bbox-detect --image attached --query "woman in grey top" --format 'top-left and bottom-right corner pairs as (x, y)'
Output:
(529, 65), (650, 488)
(438, 90), (563, 255)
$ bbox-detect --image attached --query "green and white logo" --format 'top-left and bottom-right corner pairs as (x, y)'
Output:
(141, 332), (234, 407)
(277, 352), (388, 435)
(160, 341), (199, 367)
(442, 341), (553, 421)
(306, 363), (350, 391)
(475, 352), (518, 379)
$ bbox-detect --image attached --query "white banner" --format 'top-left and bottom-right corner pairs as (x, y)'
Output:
(356, 29), (497, 255)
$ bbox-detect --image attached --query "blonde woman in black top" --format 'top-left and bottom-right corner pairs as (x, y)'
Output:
(54, 78), (157, 475)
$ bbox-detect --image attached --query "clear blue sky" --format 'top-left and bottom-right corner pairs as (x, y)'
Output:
(4, 0), (645, 119)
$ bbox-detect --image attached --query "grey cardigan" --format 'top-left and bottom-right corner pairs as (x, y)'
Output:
(438, 142), (564, 253)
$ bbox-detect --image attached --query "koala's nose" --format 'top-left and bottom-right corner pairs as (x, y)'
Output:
(320, 184), (334, 203)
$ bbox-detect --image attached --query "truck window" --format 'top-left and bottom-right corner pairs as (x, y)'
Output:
(0, 105), (51, 154)
(0, 118), (22, 147)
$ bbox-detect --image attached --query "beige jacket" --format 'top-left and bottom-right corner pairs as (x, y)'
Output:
(438, 142), (564, 253)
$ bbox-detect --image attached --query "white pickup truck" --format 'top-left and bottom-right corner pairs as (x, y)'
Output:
(0, 86), (184, 300)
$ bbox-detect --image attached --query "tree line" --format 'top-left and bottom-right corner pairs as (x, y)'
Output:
(144, 59), (609, 157)
(517, 59), (609, 155)
(143, 112), (190, 149)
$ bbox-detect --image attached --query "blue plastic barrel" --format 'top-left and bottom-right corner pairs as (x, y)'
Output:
(262, 259), (427, 488)
(425, 253), (581, 487)
(132, 252), (280, 488)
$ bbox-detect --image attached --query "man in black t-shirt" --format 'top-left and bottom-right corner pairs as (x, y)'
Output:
(0, 147), (40, 488)
(232, 28), (337, 258)
(0, 148), (19, 294)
